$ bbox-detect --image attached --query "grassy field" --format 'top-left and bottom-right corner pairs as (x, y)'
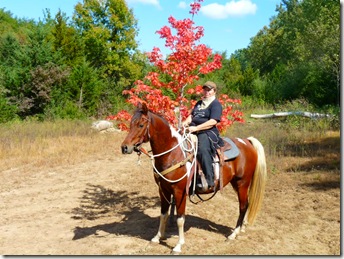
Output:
(0, 111), (340, 255)
(0, 119), (105, 171)
(231, 110), (339, 166)
(0, 111), (340, 183)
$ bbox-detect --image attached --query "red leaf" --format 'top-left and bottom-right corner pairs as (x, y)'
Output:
(105, 0), (243, 133)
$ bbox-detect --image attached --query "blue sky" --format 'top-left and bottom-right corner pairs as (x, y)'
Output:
(1, 0), (282, 57)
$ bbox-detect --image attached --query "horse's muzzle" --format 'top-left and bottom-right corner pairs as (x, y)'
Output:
(121, 145), (134, 154)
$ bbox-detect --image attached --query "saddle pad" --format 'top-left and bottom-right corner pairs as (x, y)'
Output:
(223, 137), (240, 160)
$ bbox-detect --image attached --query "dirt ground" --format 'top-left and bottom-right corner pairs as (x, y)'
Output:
(0, 130), (340, 255)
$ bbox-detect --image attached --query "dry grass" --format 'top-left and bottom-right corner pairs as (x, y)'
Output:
(1, 116), (339, 179)
(0, 117), (340, 255)
(227, 116), (340, 179)
(0, 120), (125, 172)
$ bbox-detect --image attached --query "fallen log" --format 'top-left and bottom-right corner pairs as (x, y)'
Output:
(250, 111), (332, 119)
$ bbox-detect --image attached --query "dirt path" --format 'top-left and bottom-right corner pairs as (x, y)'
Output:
(0, 132), (340, 255)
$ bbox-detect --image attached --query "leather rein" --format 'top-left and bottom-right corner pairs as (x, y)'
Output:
(134, 114), (197, 183)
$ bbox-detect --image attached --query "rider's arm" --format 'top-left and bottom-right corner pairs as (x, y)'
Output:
(182, 115), (192, 127)
(188, 119), (217, 133)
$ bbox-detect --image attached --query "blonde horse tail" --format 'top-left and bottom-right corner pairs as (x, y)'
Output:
(246, 136), (267, 225)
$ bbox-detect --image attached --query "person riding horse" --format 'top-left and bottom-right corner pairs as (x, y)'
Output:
(121, 101), (267, 254)
(182, 81), (224, 192)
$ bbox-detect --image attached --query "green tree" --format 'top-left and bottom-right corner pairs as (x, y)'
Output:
(210, 52), (243, 96)
(73, 0), (142, 85)
(71, 0), (147, 116)
(239, 65), (258, 96)
(51, 10), (84, 66)
(244, 0), (339, 106)
(16, 23), (67, 116)
(67, 58), (105, 116)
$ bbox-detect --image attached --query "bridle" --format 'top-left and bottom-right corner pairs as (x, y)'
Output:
(133, 114), (151, 153)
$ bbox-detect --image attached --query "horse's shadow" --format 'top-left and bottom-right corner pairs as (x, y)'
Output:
(71, 184), (231, 243)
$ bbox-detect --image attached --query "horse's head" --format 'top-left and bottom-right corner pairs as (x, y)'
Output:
(121, 102), (151, 154)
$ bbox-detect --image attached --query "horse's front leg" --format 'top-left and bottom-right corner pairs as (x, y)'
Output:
(151, 213), (169, 243)
(151, 189), (170, 243)
(172, 215), (185, 254)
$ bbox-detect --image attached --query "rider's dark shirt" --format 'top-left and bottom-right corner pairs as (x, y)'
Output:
(190, 99), (223, 147)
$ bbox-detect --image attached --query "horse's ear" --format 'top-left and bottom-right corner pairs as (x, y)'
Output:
(141, 102), (148, 115)
(136, 101), (148, 115)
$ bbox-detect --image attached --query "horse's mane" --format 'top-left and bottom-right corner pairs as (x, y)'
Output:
(136, 107), (172, 127)
(150, 111), (170, 125)
(135, 104), (178, 132)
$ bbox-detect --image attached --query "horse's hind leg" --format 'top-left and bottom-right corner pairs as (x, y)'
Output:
(171, 190), (187, 254)
(228, 184), (249, 240)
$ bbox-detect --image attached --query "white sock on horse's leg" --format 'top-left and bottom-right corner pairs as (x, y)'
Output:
(151, 213), (169, 243)
(227, 226), (241, 240)
(172, 215), (185, 253)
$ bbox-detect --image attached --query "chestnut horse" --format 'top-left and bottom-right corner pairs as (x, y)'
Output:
(121, 102), (267, 254)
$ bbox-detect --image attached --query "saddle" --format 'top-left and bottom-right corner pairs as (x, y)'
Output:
(217, 137), (240, 162)
(193, 138), (240, 194)
(216, 139), (231, 165)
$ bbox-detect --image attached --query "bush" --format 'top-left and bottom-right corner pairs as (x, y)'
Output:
(44, 99), (86, 120)
(0, 95), (18, 123)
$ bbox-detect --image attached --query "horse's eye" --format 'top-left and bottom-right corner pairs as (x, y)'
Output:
(139, 124), (144, 128)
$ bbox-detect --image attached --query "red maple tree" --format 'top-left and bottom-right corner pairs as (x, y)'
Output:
(107, 0), (244, 132)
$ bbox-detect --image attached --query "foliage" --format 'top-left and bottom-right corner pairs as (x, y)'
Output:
(44, 98), (86, 120)
(0, 0), (339, 123)
(0, 1), (147, 121)
(108, 0), (244, 133)
(243, 0), (339, 107)
(73, 0), (142, 86)
(0, 92), (18, 123)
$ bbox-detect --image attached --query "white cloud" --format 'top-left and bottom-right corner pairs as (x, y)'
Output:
(126, 0), (160, 6)
(178, 1), (188, 9)
(201, 0), (257, 19)
(201, 3), (228, 19)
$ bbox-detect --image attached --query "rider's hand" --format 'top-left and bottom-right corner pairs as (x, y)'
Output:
(188, 126), (197, 133)
(182, 122), (189, 128)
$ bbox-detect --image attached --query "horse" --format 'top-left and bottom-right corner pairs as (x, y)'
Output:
(121, 102), (267, 254)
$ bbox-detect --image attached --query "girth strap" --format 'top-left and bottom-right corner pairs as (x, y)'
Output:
(154, 153), (193, 178)
(137, 146), (194, 181)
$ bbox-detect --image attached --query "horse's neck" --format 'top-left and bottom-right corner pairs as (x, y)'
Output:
(149, 113), (179, 156)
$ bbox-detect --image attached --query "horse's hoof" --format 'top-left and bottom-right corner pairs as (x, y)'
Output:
(172, 243), (182, 254)
(150, 237), (160, 244)
(171, 250), (180, 255)
(226, 234), (236, 241)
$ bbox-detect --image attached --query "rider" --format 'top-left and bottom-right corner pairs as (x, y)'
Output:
(182, 81), (224, 191)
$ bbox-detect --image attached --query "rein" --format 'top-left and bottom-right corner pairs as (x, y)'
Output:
(136, 125), (197, 184)
(134, 114), (218, 203)
(154, 153), (194, 177)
